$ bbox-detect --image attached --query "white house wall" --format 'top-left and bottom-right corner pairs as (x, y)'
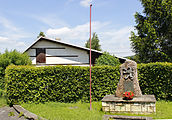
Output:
(33, 40), (64, 48)
(27, 40), (89, 65)
(46, 57), (80, 64)
(46, 48), (89, 63)
(27, 49), (36, 64)
(30, 57), (36, 64)
(27, 49), (36, 56)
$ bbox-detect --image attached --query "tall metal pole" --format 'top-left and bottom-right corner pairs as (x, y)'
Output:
(89, 4), (92, 111)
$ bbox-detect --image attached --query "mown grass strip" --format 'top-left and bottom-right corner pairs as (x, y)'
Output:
(22, 101), (172, 120)
(0, 97), (7, 108)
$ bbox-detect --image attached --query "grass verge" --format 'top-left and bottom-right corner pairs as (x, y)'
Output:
(22, 101), (104, 120)
(0, 97), (7, 108)
(22, 101), (172, 120)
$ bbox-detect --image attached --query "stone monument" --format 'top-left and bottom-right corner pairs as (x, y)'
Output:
(116, 60), (142, 97)
(102, 60), (156, 113)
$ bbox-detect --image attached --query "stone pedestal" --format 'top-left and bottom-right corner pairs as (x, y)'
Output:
(102, 95), (156, 114)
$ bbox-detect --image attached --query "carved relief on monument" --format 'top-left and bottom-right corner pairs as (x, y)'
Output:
(115, 60), (142, 97)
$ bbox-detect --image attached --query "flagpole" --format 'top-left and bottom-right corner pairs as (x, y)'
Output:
(89, 4), (92, 111)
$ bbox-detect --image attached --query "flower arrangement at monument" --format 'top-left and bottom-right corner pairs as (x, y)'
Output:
(123, 91), (134, 100)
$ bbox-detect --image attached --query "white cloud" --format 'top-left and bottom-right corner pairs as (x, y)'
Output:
(46, 21), (135, 57)
(32, 15), (69, 28)
(0, 16), (29, 52)
(80, 0), (92, 7)
(47, 27), (71, 36)
(16, 42), (26, 47)
(0, 36), (9, 43)
(0, 17), (19, 31)
(46, 21), (108, 42)
(100, 26), (135, 56)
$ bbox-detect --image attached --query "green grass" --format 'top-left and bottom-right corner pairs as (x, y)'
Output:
(0, 97), (7, 108)
(22, 101), (172, 120)
(22, 101), (104, 120)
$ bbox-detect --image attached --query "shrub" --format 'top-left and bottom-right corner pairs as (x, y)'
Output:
(0, 89), (5, 97)
(5, 65), (120, 105)
(95, 52), (120, 66)
(0, 49), (32, 90)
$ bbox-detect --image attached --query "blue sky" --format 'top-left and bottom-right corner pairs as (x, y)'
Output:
(0, 0), (143, 57)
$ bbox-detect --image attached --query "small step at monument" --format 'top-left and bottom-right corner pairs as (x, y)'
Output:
(103, 115), (153, 120)
(102, 60), (156, 114)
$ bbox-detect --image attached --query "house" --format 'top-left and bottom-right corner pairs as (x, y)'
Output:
(24, 37), (126, 66)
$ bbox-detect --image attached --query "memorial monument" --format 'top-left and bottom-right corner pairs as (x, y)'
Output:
(102, 60), (156, 113)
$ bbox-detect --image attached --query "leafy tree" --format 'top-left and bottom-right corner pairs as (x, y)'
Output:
(37, 31), (45, 38)
(125, 55), (141, 63)
(85, 32), (101, 51)
(95, 52), (120, 66)
(0, 49), (32, 89)
(130, 0), (172, 63)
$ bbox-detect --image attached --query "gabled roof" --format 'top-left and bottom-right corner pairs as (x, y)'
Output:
(24, 36), (127, 63)
(24, 36), (103, 54)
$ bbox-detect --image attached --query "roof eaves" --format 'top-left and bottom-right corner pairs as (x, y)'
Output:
(23, 36), (43, 53)
(42, 37), (103, 54)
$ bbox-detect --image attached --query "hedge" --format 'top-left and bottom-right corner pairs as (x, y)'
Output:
(138, 62), (172, 100)
(0, 49), (32, 90)
(5, 65), (120, 105)
(5, 62), (172, 105)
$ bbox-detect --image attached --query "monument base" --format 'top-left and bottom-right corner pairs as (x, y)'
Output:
(102, 95), (156, 114)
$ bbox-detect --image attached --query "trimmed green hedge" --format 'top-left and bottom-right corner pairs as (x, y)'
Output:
(0, 49), (32, 90)
(5, 65), (119, 105)
(5, 62), (172, 105)
(138, 62), (172, 100)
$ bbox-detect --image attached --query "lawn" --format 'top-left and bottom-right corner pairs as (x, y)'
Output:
(22, 101), (172, 120)
(22, 101), (104, 120)
(0, 97), (7, 108)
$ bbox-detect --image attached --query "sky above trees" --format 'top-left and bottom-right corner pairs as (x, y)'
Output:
(0, 0), (143, 57)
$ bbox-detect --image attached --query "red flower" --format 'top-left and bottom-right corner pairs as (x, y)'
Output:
(123, 91), (134, 100)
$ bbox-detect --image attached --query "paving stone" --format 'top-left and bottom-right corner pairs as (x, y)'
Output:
(0, 106), (26, 120)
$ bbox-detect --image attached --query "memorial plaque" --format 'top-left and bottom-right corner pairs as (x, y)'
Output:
(124, 81), (134, 92)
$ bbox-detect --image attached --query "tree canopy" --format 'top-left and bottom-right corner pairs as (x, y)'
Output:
(95, 52), (120, 66)
(37, 31), (45, 38)
(85, 32), (101, 51)
(130, 0), (172, 63)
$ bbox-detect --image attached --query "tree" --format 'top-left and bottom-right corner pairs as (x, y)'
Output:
(0, 49), (32, 89)
(85, 32), (101, 51)
(130, 0), (172, 63)
(37, 31), (45, 38)
(95, 52), (120, 66)
(126, 55), (140, 63)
